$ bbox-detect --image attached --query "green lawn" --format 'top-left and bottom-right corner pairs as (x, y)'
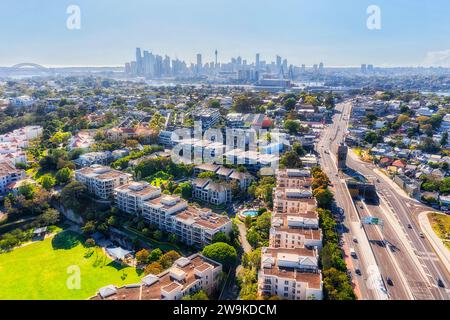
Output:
(0, 231), (142, 300)
(429, 213), (450, 250)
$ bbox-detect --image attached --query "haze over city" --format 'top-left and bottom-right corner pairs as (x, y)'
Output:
(1, 0), (450, 67)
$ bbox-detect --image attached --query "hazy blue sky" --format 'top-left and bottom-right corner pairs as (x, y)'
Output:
(1, 0), (450, 67)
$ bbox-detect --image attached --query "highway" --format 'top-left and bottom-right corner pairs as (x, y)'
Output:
(316, 101), (450, 300)
(346, 144), (450, 299)
(317, 101), (388, 300)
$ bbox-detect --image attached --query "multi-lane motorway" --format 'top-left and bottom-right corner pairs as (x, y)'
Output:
(316, 101), (450, 300)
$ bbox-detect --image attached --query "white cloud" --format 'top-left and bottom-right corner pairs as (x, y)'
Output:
(423, 49), (450, 67)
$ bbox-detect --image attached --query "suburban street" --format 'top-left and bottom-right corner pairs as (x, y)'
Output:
(316, 101), (450, 300)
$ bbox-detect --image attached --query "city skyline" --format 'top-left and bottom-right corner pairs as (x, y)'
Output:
(1, 0), (450, 67)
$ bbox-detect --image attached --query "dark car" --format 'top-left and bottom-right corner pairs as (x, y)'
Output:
(386, 277), (394, 286)
(355, 269), (362, 276)
(437, 278), (445, 288)
(407, 224), (412, 229)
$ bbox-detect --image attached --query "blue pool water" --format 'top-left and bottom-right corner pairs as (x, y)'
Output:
(242, 210), (259, 217)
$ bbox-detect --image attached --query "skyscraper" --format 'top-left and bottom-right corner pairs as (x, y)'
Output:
(256, 53), (260, 70)
(276, 55), (282, 70)
(136, 48), (143, 75)
(196, 53), (202, 74)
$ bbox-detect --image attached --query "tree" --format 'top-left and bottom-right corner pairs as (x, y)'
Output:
(364, 131), (381, 145)
(40, 174), (56, 190)
(55, 167), (73, 185)
(159, 250), (181, 269)
(208, 99), (221, 108)
(212, 231), (230, 244)
(148, 112), (165, 131)
(441, 131), (449, 146)
(144, 262), (163, 275)
(153, 230), (163, 240)
(85, 238), (96, 247)
(82, 221), (96, 235)
(107, 215), (117, 226)
(60, 181), (88, 211)
(242, 248), (262, 270)
(182, 290), (209, 300)
(18, 182), (36, 199)
(136, 249), (150, 264)
(314, 188), (334, 209)
(304, 95), (320, 106)
(323, 268), (356, 300)
(246, 229), (260, 248)
(198, 171), (217, 179)
(283, 98), (297, 111)
(178, 182), (192, 200)
(37, 208), (60, 226)
(255, 212), (272, 239)
(168, 233), (177, 243)
(284, 120), (300, 135)
(244, 215), (253, 228)
(202, 242), (237, 270)
(292, 141), (306, 156)
(149, 248), (163, 262)
(280, 151), (302, 169)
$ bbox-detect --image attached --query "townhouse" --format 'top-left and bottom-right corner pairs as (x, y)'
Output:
(194, 163), (254, 190)
(74, 151), (112, 167)
(92, 254), (222, 300)
(75, 165), (131, 200)
(192, 178), (232, 206)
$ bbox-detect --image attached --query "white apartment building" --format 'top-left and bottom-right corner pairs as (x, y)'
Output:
(92, 254), (223, 300)
(0, 126), (43, 165)
(114, 181), (161, 215)
(0, 160), (25, 194)
(75, 165), (131, 200)
(142, 194), (232, 247)
(258, 247), (323, 300)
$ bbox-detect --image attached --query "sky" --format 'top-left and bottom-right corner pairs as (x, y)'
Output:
(1, 0), (450, 67)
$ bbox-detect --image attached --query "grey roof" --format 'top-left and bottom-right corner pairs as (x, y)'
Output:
(99, 285), (117, 298)
(106, 247), (133, 260)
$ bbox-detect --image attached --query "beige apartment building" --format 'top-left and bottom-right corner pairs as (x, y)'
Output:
(273, 188), (316, 214)
(142, 194), (232, 247)
(276, 169), (312, 188)
(92, 254), (222, 300)
(258, 247), (323, 300)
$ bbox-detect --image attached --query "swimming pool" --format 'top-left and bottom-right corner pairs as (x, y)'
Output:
(242, 210), (259, 217)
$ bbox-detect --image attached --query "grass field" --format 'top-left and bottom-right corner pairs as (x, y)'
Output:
(429, 213), (450, 250)
(0, 231), (142, 300)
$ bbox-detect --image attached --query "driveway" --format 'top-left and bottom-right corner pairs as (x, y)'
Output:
(237, 222), (252, 253)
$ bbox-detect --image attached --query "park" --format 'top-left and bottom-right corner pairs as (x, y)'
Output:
(0, 230), (142, 300)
